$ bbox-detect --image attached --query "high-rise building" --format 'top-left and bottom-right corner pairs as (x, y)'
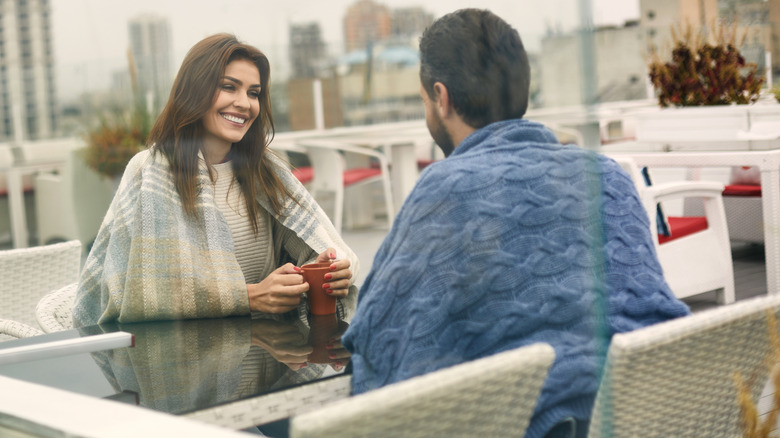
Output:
(539, 22), (647, 108)
(128, 14), (172, 111)
(390, 7), (433, 41)
(640, 0), (719, 54)
(289, 22), (326, 78)
(0, 0), (57, 141)
(343, 0), (392, 53)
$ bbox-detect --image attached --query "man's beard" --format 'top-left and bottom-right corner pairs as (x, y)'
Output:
(427, 109), (455, 157)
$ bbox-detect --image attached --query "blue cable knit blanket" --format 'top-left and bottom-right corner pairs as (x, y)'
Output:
(342, 119), (690, 438)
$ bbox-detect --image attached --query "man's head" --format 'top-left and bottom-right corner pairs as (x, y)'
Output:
(419, 9), (530, 150)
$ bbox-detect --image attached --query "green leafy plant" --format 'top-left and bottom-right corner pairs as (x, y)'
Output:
(84, 110), (148, 178)
(648, 23), (765, 107)
(772, 85), (780, 104)
(83, 49), (152, 179)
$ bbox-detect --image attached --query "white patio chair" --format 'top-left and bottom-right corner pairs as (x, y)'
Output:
(0, 240), (80, 341)
(295, 139), (394, 232)
(0, 318), (42, 339)
(589, 293), (780, 438)
(289, 342), (555, 438)
(609, 155), (734, 304)
(36, 282), (78, 333)
(34, 147), (115, 250)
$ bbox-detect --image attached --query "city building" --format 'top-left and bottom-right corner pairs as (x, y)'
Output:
(720, 0), (780, 83)
(0, 0), (57, 141)
(639, 0), (719, 55)
(539, 22), (647, 108)
(289, 22), (327, 79)
(343, 0), (391, 53)
(390, 7), (433, 43)
(127, 14), (172, 112)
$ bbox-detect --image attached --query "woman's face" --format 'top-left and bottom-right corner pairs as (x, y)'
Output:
(202, 58), (261, 149)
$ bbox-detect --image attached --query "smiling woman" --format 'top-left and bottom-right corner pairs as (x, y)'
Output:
(201, 59), (262, 164)
(72, 33), (360, 327)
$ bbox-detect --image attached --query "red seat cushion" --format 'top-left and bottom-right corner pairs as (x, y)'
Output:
(417, 159), (435, 169)
(292, 166), (314, 184)
(723, 184), (761, 197)
(343, 168), (381, 186)
(657, 216), (709, 244)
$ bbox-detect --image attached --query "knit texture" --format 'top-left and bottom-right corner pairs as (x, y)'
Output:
(211, 161), (275, 283)
(74, 148), (359, 326)
(341, 119), (690, 438)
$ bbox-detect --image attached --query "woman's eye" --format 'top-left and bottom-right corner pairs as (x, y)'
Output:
(221, 84), (235, 91)
(249, 91), (260, 99)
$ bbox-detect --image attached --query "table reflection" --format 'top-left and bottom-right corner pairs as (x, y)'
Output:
(86, 313), (350, 415)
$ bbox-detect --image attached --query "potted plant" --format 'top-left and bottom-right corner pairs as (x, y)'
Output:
(629, 23), (771, 151)
(83, 49), (152, 183)
(83, 108), (149, 181)
(647, 22), (764, 108)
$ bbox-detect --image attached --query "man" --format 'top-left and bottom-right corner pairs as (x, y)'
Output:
(341, 9), (690, 438)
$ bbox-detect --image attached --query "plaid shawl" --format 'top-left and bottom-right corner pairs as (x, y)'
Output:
(74, 148), (359, 326)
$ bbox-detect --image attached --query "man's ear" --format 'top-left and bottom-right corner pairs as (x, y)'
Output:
(432, 82), (452, 118)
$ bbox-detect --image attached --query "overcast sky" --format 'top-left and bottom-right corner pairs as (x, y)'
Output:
(50, 0), (639, 100)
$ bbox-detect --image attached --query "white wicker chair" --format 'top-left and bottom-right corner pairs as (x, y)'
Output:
(35, 282), (78, 333)
(0, 318), (42, 339)
(0, 240), (81, 341)
(289, 342), (555, 438)
(589, 293), (780, 438)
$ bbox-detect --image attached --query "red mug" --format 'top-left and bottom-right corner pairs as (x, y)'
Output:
(301, 262), (337, 315)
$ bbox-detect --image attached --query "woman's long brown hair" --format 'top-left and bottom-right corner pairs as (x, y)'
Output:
(147, 33), (292, 234)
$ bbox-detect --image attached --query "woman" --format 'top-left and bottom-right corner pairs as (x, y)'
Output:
(73, 33), (358, 326)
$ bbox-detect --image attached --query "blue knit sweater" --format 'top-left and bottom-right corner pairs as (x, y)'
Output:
(341, 119), (690, 438)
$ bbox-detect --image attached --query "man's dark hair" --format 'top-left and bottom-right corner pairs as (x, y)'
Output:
(419, 9), (530, 129)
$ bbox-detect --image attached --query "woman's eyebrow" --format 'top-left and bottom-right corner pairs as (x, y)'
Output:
(223, 76), (261, 88)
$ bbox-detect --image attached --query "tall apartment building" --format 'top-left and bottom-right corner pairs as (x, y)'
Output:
(289, 22), (326, 79)
(390, 7), (433, 42)
(343, 0), (391, 53)
(641, 0), (780, 83)
(0, 0), (56, 141)
(539, 22), (647, 108)
(639, 0), (719, 54)
(720, 0), (780, 82)
(128, 14), (172, 111)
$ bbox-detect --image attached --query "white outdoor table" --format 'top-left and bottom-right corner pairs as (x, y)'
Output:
(0, 159), (65, 248)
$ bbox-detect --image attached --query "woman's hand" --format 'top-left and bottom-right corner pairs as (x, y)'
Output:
(251, 318), (312, 370)
(314, 248), (352, 298)
(247, 263), (308, 314)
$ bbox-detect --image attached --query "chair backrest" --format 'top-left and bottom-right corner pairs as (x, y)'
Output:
(35, 282), (78, 333)
(589, 294), (780, 438)
(289, 342), (555, 438)
(0, 240), (80, 339)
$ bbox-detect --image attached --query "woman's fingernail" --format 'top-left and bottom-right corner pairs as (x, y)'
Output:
(293, 266), (302, 272)
(324, 273), (332, 280)
(322, 283), (330, 289)
(326, 289), (333, 294)
(330, 264), (337, 271)
(330, 252), (336, 259)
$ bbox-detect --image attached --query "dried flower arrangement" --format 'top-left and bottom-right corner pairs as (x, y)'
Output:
(648, 23), (765, 107)
(735, 311), (780, 438)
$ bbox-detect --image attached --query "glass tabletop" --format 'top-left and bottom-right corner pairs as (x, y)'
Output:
(0, 313), (350, 418)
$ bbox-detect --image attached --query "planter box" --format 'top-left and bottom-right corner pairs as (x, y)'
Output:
(634, 104), (780, 151)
